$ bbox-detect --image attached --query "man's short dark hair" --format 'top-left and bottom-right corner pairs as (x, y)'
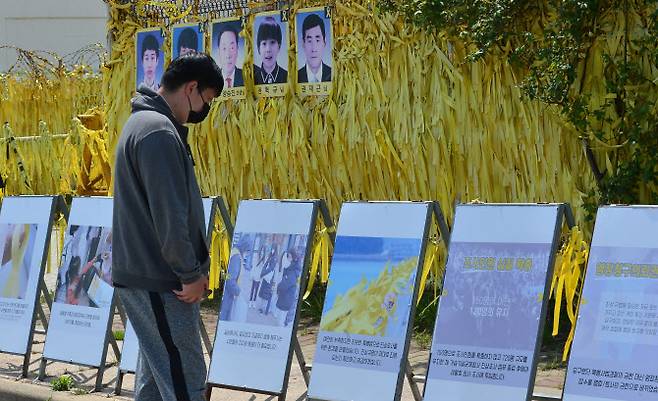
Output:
(302, 14), (325, 41)
(141, 34), (160, 59)
(257, 16), (282, 49)
(161, 52), (224, 94)
(177, 27), (198, 53)
(217, 22), (240, 47)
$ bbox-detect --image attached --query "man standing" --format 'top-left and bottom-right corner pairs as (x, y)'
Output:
(112, 53), (223, 401)
(298, 14), (331, 83)
(216, 23), (243, 88)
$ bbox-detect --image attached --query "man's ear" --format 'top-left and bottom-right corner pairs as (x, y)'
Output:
(183, 80), (198, 95)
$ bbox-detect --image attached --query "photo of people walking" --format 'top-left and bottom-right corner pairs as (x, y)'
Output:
(220, 232), (308, 327)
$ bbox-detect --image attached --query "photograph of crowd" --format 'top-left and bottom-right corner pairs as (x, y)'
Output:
(220, 232), (308, 327)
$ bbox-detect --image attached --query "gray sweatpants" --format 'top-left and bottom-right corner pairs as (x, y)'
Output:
(116, 287), (207, 401)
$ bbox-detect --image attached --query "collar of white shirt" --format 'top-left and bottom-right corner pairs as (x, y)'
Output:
(306, 64), (323, 83)
(224, 68), (236, 87)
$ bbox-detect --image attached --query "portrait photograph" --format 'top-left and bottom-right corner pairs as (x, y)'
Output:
(296, 7), (333, 95)
(253, 11), (289, 97)
(211, 18), (246, 98)
(135, 28), (165, 91)
(296, 8), (332, 93)
(171, 23), (204, 60)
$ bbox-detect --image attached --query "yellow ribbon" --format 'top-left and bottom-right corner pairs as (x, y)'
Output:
(303, 225), (334, 300)
(207, 211), (231, 299)
(137, 1), (193, 23)
(416, 237), (441, 305)
(550, 226), (589, 360)
(47, 213), (68, 275)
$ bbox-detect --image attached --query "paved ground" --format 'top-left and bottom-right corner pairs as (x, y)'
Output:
(0, 250), (566, 400)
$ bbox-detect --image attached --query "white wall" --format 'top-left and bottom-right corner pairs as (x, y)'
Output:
(0, 0), (107, 71)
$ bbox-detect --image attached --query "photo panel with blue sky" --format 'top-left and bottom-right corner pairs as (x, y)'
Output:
(320, 235), (422, 338)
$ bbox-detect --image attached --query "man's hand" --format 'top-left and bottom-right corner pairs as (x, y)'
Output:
(173, 275), (209, 303)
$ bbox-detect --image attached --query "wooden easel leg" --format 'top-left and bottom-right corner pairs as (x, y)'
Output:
(199, 317), (213, 354)
(37, 358), (47, 381)
(278, 390), (287, 401)
(94, 364), (105, 392)
(405, 361), (422, 401)
(109, 336), (121, 360)
(21, 352), (30, 378)
(35, 302), (49, 331)
(114, 371), (124, 395)
(40, 278), (53, 310)
(293, 336), (310, 386)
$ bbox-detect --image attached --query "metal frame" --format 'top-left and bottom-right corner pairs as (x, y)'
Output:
(524, 203), (573, 401)
(415, 202), (575, 401)
(204, 196), (234, 240)
(289, 198), (335, 388)
(0, 196), (63, 378)
(403, 201), (452, 401)
(114, 195), (234, 395)
(392, 202), (434, 401)
(205, 198), (332, 401)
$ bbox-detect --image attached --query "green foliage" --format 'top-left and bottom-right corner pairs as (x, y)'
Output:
(379, 0), (532, 61)
(200, 287), (222, 310)
(539, 355), (567, 371)
(51, 374), (74, 391)
(113, 330), (125, 341)
(413, 287), (440, 333)
(412, 330), (433, 349)
(410, 288), (441, 349)
(381, 0), (658, 212)
(301, 283), (326, 324)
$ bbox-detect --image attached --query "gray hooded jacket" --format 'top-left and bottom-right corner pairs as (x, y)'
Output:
(112, 86), (209, 292)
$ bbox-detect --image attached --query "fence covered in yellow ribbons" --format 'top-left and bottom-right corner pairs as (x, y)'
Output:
(0, 0), (603, 353)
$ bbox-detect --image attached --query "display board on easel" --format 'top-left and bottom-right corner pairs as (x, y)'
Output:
(563, 206), (658, 401)
(39, 197), (117, 391)
(206, 199), (320, 399)
(307, 201), (433, 401)
(0, 196), (61, 377)
(423, 203), (571, 401)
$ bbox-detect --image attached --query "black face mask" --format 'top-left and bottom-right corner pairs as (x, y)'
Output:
(186, 88), (211, 124)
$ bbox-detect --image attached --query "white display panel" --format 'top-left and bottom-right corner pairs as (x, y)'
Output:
(202, 197), (214, 229)
(119, 320), (138, 372)
(307, 202), (431, 401)
(208, 200), (316, 394)
(563, 206), (658, 401)
(0, 196), (55, 355)
(423, 204), (561, 401)
(43, 197), (114, 367)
